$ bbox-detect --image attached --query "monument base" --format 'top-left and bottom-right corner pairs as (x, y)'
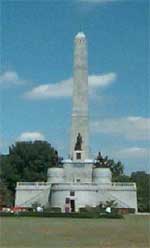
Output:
(15, 160), (137, 212)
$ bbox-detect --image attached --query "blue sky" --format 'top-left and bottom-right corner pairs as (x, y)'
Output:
(1, 0), (149, 174)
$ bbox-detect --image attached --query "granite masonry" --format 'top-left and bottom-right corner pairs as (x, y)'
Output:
(15, 32), (137, 213)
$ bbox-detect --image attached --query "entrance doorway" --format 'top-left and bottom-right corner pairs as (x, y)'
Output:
(70, 199), (75, 212)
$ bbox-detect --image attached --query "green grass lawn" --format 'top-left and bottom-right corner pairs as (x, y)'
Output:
(0, 215), (149, 248)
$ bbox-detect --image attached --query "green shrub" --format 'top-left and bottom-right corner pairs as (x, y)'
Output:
(80, 206), (100, 213)
(99, 212), (123, 219)
(44, 207), (61, 213)
(0, 211), (123, 219)
(0, 212), (98, 218)
(79, 208), (87, 213)
(128, 208), (135, 214)
(0, 212), (14, 217)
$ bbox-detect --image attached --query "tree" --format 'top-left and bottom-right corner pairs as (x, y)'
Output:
(130, 171), (150, 212)
(95, 152), (124, 180)
(0, 181), (14, 207)
(104, 200), (118, 208)
(0, 141), (61, 205)
(110, 161), (124, 181)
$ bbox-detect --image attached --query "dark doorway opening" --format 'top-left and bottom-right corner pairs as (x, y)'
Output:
(76, 152), (81, 160)
(70, 191), (75, 196)
(70, 199), (75, 212)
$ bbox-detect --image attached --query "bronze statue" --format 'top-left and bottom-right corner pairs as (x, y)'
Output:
(74, 133), (82, 150)
(97, 152), (103, 161)
(96, 152), (112, 168)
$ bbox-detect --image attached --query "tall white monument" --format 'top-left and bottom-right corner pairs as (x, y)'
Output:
(15, 32), (137, 213)
(70, 32), (89, 160)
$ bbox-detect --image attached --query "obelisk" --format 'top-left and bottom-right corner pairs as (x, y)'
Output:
(70, 32), (89, 161)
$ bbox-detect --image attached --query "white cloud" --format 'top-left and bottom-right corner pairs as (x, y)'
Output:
(25, 78), (72, 99)
(92, 116), (150, 140)
(116, 147), (150, 159)
(0, 71), (25, 86)
(24, 72), (116, 100)
(89, 73), (116, 87)
(17, 132), (45, 142)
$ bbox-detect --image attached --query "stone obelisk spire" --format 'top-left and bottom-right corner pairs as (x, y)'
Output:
(70, 32), (89, 161)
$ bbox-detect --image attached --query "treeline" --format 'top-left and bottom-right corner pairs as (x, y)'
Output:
(0, 141), (149, 212)
(0, 141), (61, 206)
(116, 171), (150, 212)
(95, 152), (150, 212)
